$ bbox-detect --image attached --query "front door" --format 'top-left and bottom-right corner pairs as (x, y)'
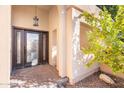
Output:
(12, 27), (49, 70)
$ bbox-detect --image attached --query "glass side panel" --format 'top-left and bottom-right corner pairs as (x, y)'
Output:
(17, 32), (21, 64)
(43, 34), (46, 61)
(26, 33), (39, 66)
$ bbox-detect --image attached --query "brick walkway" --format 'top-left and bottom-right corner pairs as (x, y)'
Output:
(10, 65), (60, 88)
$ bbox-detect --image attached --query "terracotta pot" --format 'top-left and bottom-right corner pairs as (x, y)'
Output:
(100, 64), (124, 79)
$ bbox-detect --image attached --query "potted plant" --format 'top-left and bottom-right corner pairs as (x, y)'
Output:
(81, 6), (124, 79)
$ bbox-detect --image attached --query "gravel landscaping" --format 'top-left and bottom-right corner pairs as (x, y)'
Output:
(66, 71), (124, 88)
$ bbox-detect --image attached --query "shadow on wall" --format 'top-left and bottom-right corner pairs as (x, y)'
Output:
(52, 29), (57, 67)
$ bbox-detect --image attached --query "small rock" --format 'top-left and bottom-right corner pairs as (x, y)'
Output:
(57, 76), (69, 88)
(99, 74), (115, 84)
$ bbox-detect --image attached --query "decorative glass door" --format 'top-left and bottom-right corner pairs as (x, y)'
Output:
(12, 28), (49, 70)
(25, 32), (39, 67)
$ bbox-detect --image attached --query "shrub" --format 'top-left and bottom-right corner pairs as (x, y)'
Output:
(81, 6), (124, 73)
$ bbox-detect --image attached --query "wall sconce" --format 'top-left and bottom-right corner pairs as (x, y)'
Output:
(33, 6), (39, 26)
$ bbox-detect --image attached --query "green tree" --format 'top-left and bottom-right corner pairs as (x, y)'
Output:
(97, 5), (119, 20)
(81, 6), (124, 73)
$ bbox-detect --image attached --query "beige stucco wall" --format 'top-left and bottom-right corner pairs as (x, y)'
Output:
(100, 64), (124, 79)
(12, 5), (49, 31)
(66, 8), (73, 81)
(0, 5), (11, 87)
(51, 30), (57, 68)
(57, 6), (67, 77)
(49, 6), (67, 77)
(66, 7), (99, 84)
(49, 6), (59, 71)
(80, 22), (90, 49)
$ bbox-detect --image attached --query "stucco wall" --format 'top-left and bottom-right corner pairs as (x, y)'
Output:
(67, 7), (99, 84)
(66, 8), (73, 80)
(49, 6), (59, 70)
(49, 6), (67, 77)
(80, 22), (90, 49)
(57, 6), (67, 77)
(12, 5), (49, 31)
(0, 5), (11, 87)
(51, 30), (57, 67)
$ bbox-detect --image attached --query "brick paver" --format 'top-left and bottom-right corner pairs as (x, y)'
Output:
(10, 65), (60, 88)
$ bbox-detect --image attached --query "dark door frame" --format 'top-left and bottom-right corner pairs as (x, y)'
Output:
(12, 26), (49, 70)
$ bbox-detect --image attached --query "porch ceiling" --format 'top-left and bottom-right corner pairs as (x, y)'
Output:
(12, 5), (54, 12)
(37, 5), (54, 11)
